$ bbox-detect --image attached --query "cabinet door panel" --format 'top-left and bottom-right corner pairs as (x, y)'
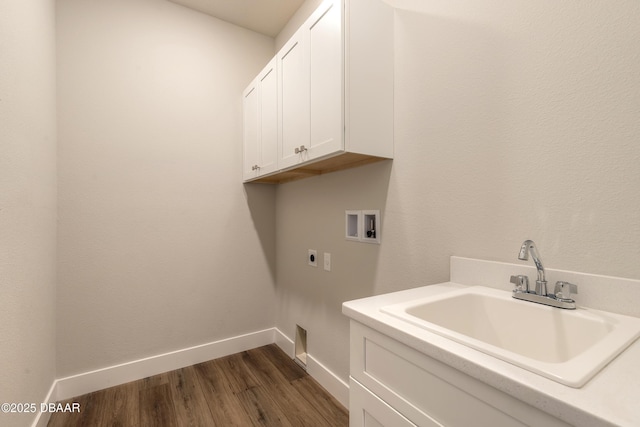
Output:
(242, 83), (259, 181)
(259, 61), (278, 175)
(278, 35), (309, 169)
(309, 0), (343, 159)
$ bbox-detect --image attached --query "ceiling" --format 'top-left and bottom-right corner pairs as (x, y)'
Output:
(168, 0), (306, 37)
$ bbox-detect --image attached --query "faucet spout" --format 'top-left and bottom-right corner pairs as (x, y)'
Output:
(511, 239), (577, 309)
(518, 240), (547, 295)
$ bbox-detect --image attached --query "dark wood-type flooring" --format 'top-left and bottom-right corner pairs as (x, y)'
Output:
(48, 344), (348, 426)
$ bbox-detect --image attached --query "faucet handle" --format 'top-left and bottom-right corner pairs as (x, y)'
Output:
(510, 275), (529, 293)
(554, 281), (578, 301)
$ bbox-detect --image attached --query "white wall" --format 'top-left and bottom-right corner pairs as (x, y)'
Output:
(0, 0), (58, 426)
(56, 0), (277, 377)
(276, 0), (640, 386)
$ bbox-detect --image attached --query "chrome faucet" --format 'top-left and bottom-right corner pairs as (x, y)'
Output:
(511, 239), (578, 309)
(518, 240), (547, 296)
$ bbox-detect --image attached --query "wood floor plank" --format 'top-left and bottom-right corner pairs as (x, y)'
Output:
(138, 371), (170, 390)
(242, 346), (339, 426)
(256, 344), (306, 382)
(268, 380), (339, 426)
(94, 381), (140, 426)
(194, 359), (255, 426)
(193, 359), (230, 394)
(49, 381), (140, 427)
(70, 390), (110, 427)
(47, 393), (91, 427)
(139, 383), (178, 427)
(241, 345), (290, 386)
(236, 385), (294, 427)
(214, 352), (261, 394)
(166, 366), (213, 427)
(291, 376), (349, 426)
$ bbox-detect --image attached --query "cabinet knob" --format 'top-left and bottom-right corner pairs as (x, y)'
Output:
(252, 165), (260, 171)
(294, 145), (308, 154)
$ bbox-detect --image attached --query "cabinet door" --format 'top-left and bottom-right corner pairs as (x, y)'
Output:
(278, 28), (310, 170)
(308, 0), (343, 159)
(258, 59), (278, 176)
(243, 60), (278, 182)
(242, 80), (259, 181)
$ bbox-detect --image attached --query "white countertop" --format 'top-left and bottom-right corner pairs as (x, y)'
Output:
(343, 281), (640, 427)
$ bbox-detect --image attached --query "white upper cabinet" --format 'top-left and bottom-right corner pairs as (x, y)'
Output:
(243, 0), (394, 184)
(243, 58), (278, 181)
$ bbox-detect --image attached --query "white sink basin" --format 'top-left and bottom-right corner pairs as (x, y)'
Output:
(381, 286), (640, 387)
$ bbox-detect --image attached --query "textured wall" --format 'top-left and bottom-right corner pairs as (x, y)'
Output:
(276, 0), (640, 384)
(0, 0), (58, 426)
(56, 0), (277, 377)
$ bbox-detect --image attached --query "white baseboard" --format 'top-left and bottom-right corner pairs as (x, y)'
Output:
(30, 381), (56, 427)
(275, 327), (295, 357)
(55, 328), (275, 401)
(307, 354), (349, 408)
(274, 328), (349, 408)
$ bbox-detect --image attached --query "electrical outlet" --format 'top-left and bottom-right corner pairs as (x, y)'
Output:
(324, 252), (331, 271)
(308, 249), (317, 267)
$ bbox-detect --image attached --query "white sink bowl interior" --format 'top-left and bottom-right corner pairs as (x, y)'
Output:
(381, 286), (640, 387)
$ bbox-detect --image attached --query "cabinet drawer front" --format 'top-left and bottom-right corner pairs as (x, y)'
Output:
(350, 321), (570, 427)
(350, 377), (421, 427)
(364, 338), (526, 427)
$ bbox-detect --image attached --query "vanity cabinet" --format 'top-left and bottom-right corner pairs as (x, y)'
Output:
(243, 0), (393, 184)
(242, 58), (278, 181)
(349, 321), (571, 427)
